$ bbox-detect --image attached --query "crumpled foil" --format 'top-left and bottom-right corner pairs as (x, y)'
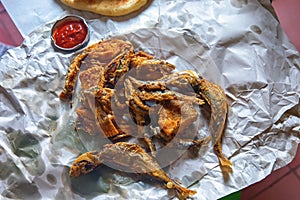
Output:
(0, 0), (299, 199)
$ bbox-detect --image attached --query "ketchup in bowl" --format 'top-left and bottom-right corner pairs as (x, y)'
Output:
(51, 16), (89, 52)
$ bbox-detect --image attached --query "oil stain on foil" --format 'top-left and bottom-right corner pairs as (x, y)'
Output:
(251, 25), (262, 34)
(231, 0), (248, 8)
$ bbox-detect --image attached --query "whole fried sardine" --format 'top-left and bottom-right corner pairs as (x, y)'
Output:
(198, 79), (232, 171)
(70, 142), (196, 199)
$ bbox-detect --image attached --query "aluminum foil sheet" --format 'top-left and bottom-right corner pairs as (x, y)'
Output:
(0, 0), (299, 199)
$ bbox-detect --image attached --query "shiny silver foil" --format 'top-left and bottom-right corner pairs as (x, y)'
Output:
(0, 0), (299, 199)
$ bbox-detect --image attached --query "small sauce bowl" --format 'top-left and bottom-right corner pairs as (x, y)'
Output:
(51, 15), (89, 52)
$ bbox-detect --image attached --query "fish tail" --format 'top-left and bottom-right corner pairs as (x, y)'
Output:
(166, 181), (197, 200)
(214, 140), (232, 173)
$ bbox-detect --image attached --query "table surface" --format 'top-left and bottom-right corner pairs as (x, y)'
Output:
(1, 0), (64, 37)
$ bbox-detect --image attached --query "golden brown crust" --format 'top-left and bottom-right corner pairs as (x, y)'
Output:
(59, 51), (89, 100)
(158, 101), (198, 139)
(62, 38), (231, 177)
(60, 0), (148, 16)
(79, 67), (103, 90)
(59, 39), (134, 100)
(70, 142), (197, 199)
(76, 105), (101, 135)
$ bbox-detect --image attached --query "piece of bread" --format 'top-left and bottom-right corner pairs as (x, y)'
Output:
(60, 0), (148, 16)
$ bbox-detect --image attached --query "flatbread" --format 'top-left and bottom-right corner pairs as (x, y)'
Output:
(60, 0), (148, 16)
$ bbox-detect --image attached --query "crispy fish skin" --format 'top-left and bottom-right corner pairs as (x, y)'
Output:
(166, 70), (231, 171)
(130, 53), (176, 81)
(59, 39), (134, 100)
(69, 151), (102, 177)
(158, 100), (198, 140)
(79, 66), (103, 90)
(64, 38), (232, 198)
(198, 79), (232, 171)
(70, 142), (196, 200)
(75, 105), (101, 135)
(59, 50), (89, 100)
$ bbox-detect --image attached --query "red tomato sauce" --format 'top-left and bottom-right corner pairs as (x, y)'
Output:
(53, 20), (88, 49)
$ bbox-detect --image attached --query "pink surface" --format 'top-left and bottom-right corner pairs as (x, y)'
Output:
(0, 3), (23, 46)
(273, 0), (300, 52)
(241, 146), (300, 200)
